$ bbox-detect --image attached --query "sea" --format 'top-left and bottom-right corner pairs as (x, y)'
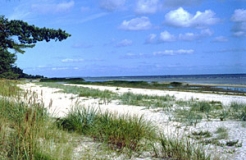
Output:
(83, 73), (246, 92)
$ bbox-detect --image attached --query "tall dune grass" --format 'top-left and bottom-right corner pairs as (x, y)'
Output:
(0, 80), (74, 159)
(57, 106), (156, 152)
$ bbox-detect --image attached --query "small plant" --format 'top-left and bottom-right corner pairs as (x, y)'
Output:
(174, 107), (203, 127)
(191, 101), (212, 113)
(241, 122), (246, 128)
(219, 110), (229, 121)
(201, 138), (224, 147)
(226, 140), (239, 147)
(155, 134), (210, 160)
(185, 111), (203, 127)
(215, 127), (227, 134)
(191, 130), (212, 139)
(230, 102), (242, 112)
(210, 101), (223, 110)
(215, 127), (229, 140)
(229, 102), (246, 121)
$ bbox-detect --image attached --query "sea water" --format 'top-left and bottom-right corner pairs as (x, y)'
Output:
(83, 74), (246, 85)
(83, 74), (246, 93)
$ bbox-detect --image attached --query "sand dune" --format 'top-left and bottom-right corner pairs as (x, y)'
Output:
(18, 83), (246, 160)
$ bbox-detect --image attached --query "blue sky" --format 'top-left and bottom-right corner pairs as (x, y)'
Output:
(1, 0), (246, 77)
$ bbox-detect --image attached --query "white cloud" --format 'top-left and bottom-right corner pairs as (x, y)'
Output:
(100, 0), (126, 11)
(159, 31), (176, 42)
(165, 7), (219, 28)
(153, 49), (194, 56)
(163, 0), (203, 8)
(116, 39), (133, 47)
(179, 32), (197, 41)
(56, 1), (74, 12)
(9, 7), (31, 20)
(233, 31), (246, 36)
(200, 28), (213, 36)
(231, 9), (246, 37)
(78, 12), (108, 24)
(148, 29), (212, 44)
(31, 1), (74, 14)
(135, 0), (160, 14)
(231, 9), (246, 22)
(61, 58), (84, 63)
(122, 52), (146, 59)
(52, 67), (68, 71)
(119, 16), (152, 30)
(213, 36), (228, 42)
(145, 34), (157, 43)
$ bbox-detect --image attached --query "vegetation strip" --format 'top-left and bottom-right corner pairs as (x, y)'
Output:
(0, 80), (213, 159)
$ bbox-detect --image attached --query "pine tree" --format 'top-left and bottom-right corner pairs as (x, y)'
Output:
(0, 16), (71, 79)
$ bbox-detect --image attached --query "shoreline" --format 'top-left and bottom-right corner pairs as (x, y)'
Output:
(66, 84), (246, 105)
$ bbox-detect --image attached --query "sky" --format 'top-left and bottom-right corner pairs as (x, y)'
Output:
(1, 0), (246, 77)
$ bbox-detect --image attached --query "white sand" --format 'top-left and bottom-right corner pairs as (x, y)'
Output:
(18, 83), (246, 160)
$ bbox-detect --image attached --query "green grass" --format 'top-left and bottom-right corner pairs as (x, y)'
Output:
(119, 92), (175, 109)
(57, 106), (156, 153)
(58, 105), (210, 159)
(0, 80), (211, 159)
(154, 134), (210, 160)
(229, 102), (246, 121)
(0, 81), (76, 159)
(215, 127), (229, 140)
(174, 99), (246, 127)
(0, 79), (20, 97)
(191, 130), (212, 139)
(39, 82), (246, 126)
(39, 82), (117, 104)
(0, 96), (74, 159)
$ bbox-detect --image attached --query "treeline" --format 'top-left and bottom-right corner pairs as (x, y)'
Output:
(0, 66), (45, 79)
(40, 77), (84, 83)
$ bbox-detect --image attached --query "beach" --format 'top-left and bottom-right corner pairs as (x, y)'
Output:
(18, 82), (246, 160)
